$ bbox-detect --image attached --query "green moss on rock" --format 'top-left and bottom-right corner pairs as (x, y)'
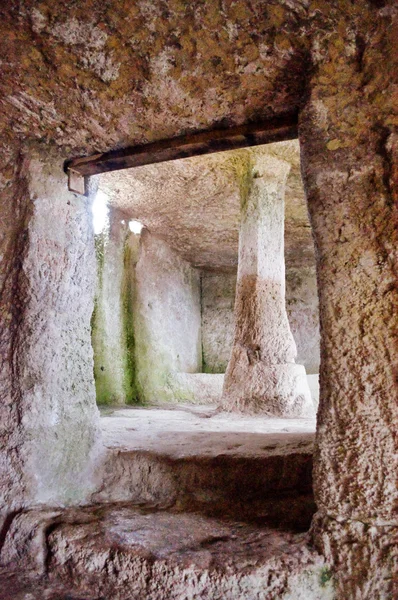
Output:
(122, 236), (141, 405)
(91, 224), (143, 406)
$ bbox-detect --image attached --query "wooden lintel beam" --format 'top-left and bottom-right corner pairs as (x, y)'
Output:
(65, 113), (298, 188)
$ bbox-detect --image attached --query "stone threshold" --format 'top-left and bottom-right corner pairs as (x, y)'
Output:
(0, 503), (333, 600)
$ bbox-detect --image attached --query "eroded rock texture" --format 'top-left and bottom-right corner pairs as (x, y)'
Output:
(0, 1), (396, 597)
(0, 147), (31, 517)
(0, 148), (101, 514)
(222, 153), (314, 417)
(200, 268), (320, 376)
(0, 1), (311, 156)
(299, 4), (398, 597)
(0, 505), (334, 600)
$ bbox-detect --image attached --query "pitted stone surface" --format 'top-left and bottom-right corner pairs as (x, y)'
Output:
(0, 2), (312, 157)
(0, 150), (102, 514)
(0, 3), (396, 598)
(298, 7), (398, 596)
(0, 505), (335, 600)
(311, 512), (398, 600)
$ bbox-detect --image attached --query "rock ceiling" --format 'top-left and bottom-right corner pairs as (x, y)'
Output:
(99, 140), (315, 271)
(1, 0), (322, 162)
(0, 2), (387, 274)
(1, 1), (386, 204)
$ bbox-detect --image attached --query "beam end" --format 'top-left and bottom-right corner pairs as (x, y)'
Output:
(68, 168), (87, 196)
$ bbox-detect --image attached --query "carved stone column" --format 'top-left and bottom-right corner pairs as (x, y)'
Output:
(222, 153), (314, 417)
(0, 148), (101, 515)
(299, 14), (398, 598)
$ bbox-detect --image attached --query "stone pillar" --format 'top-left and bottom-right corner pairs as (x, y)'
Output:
(300, 13), (398, 598)
(0, 146), (102, 516)
(222, 154), (314, 417)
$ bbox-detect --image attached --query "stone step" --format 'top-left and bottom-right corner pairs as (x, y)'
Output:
(0, 504), (333, 600)
(95, 408), (316, 530)
(93, 446), (315, 530)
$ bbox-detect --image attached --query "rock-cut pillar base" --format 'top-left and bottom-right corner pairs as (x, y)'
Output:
(223, 353), (313, 417)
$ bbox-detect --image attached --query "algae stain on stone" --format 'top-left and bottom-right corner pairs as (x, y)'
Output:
(133, 311), (174, 404)
(91, 230), (114, 406)
(222, 150), (253, 212)
(122, 233), (142, 405)
(91, 219), (143, 406)
(319, 566), (333, 588)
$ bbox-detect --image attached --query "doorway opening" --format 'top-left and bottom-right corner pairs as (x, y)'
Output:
(90, 140), (320, 410)
(85, 138), (320, 534)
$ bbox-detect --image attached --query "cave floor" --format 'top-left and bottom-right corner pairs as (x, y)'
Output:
(0, 408), (325, 600)
(0, 505), (329, 600)
(93, 404), (317, 530)
(100, 403), (316, 459)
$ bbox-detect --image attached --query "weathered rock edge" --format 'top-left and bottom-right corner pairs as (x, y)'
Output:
(0, 504), (334, 600)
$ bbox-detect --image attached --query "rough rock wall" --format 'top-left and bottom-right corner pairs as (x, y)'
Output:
(134, 231), (201, 403)
(201, 269), (319, 375)
(286, 266), (320, 374)
(0, 147), (102, 517)
(91, 208), (138, 405)
(300, 5), (398, 597)
(201, 272), (236, 373)
(0, 2), (396, 593)
(0, 144), (31, 516)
